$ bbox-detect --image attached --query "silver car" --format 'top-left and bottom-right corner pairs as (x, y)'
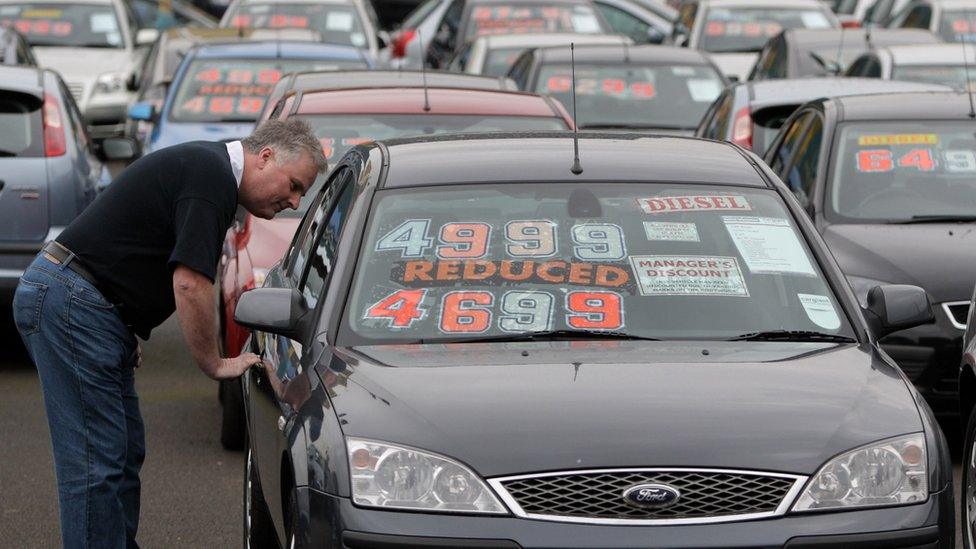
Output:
(845, 42), (976, 90)
(0, 0), (156, 138)
(447, 32), (632, 76)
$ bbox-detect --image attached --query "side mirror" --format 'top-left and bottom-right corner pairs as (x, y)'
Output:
(234, 287), (308, 340)
(98, 137), (138, 161)
(136, 28), (159, 47)
(864, 284), (934, 338)
(127, 101), (155, 122)
(646, 26), (665, 44)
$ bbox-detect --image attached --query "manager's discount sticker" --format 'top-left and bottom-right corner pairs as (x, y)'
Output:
(629, 255), (748, 297)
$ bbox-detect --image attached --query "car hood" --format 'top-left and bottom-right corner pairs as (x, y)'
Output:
(708, 52), (759, 82)
(823, 223), (976, 302)
(149, 121), (255, 152)
(326, 341), (920, 476)
(244, 216), (301, 269)
(33, 46), (135, 80)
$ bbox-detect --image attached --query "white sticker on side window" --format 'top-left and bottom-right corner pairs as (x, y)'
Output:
(629, 255), (749, 297)
(798, 294), (841, 330)
(572, 14), (601, 33)
(687, 79), (721, 102)
(801, 12), (831, 29)
(643, 222), (700, 242)
(723, 216), (815, 276)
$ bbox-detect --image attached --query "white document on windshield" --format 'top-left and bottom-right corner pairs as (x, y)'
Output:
(723, 216), (815, 276)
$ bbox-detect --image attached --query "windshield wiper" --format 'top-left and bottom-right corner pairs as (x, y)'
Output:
(727, 330), (856, 343)
(425, 329), (661, 344)
(891, 214), (976, 224)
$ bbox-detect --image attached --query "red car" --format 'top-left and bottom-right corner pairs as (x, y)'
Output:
(216, 80), (573, 448)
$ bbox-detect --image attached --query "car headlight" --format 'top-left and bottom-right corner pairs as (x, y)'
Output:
(252, 268), (268, 288)
(792, 433), (927, 512)
(847, 275), (890, 307)
(347, 438), (507, 514)
(95, 72), (126, 95)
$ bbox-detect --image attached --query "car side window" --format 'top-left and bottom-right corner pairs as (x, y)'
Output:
(752, 37), (785, 80)
(286, 171), (346, 284)
(300, 174), (356, 309)
(597, 3), (652, 44)
(845, 55), (869, 76)
(448, 41), (472, 71)
(58, 77), (91, 152)
(864, 57), (882, 77)
(784, 113), (823, 208)
(698, 90), (729, 139)
(507, 52), (532, 88)
(901, 5), (931, 28)
(435, 0), (463, 47)
(709, 91), (733, 139)
(769, 111), (813, 177)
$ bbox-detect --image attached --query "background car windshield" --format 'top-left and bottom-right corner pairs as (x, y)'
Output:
(701, 8), (832, 53)
(535, 63), (723, 129)
(465, 4), (604, 37)
(892, 65), (976, 91)
(0, 3), (123, 48)
(170, 59), (361, 122)
(0, 91), (42, 157)
(828, 121), (976, 221)
(341, 183), (851, 344)
(226, 3), (366, 47)
(938, 10), (976, 42)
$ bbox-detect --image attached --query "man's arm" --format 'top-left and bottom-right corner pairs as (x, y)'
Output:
(173, 264), (260, 380)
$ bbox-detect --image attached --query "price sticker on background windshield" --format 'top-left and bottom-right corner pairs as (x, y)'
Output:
(544, 76), (656, 99)
(854, 148), (976, 173)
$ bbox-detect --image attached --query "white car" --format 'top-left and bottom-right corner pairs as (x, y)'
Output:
(672, 0), (839, 80)
(219, 0), (383, 60)
(0, 0), (156, 137)
(448, 32), (632, 76)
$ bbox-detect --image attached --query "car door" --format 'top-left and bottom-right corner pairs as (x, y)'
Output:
(248, 168), (357, 535)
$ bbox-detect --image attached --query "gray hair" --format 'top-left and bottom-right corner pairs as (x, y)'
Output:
(241, 118), (328, 174)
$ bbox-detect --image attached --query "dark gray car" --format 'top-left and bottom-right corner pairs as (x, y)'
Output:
(0, 65), (134, 304)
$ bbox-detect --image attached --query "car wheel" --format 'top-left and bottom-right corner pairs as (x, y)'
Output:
(221, 377), (246, 451)
(964, 404), (976, 548)
(244, 447), (278, 549)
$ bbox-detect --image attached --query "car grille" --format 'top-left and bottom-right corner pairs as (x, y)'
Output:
(943, 301), (969, 330)
(67, 82), (85, 102)
(489, 468), (805, 525)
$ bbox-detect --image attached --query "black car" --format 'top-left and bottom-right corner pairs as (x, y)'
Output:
(0, 27), (36, 66)
(507, 43), (727, 132)
(696, 76), (950, 152)
(233, 131), (952, 547)
(763, 90), (976, 417)
(748, 28), (940, 81)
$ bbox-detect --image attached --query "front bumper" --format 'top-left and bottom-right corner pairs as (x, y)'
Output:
(295, 485), (952, 548)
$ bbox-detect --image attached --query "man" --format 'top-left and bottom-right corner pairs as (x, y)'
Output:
(12, 119), (327, 548)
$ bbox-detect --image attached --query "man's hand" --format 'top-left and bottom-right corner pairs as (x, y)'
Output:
(213, 352), (264, 380)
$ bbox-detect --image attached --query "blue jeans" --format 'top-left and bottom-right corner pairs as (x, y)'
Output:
(13, 254), (142, 549)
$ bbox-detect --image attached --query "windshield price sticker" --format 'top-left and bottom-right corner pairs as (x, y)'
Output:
(798, 294), (841, 330)
(231, 14), (309, 27)
(394, 259), (632, 290)
(857, 134), (938, 146)
(319, 137), (372, 159)
(704, 20), (781, 37)
(723, 216), (815, 276)
(853, 148), (976, 173)
(629, 255), (749, 297)
(643, 221), (700, 242)
(3, 18), (72, 35)
(545, 76), (657, 99)
(637, 195), (751, 215)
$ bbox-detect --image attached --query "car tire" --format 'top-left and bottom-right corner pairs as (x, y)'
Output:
(221, 377), (246, 451)
(244, 447), (279, 549)
(963, 403), (976, 548)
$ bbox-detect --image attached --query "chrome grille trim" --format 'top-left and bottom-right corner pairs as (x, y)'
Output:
(487, 468), (808, 526)
(942, 301), (969, 330)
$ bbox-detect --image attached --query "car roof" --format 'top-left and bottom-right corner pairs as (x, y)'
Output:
(745, 77), (953, 109)
(0, 65), (43, 96)
(534, 43), (715, 64)
(831, 91), (976, 121)
(162, 26), (319, 44)
(377, 132), (766, 188)
(783, 28), (939, 48)
(478, 32), (630, 49)
(189, 40), (365, 60)
(885, 43), (974, 64)
(291, 87), (561, 116)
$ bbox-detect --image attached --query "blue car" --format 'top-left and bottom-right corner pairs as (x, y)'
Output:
(127, 39), (371, 153)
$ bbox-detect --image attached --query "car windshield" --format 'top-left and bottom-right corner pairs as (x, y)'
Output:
(340, 183), (853, 344)
(701, 8), (833, 53)
(0, 3), (124, 48)
(225, 2), (367, 47)
(892, 65), (976, 91)
(828, 121), (976, 222)
(170, 58), (362, 122)
(465, 4), (605, 38)
(534, 63), (723, 129)
(286, 113), (570, 216)
(938, 10), (976, 42)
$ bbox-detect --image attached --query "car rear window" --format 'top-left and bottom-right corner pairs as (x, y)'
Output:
(465, 4), (605, 37)
(0, 91), (42, 157)
(938, 10), (976, 42)
(169, 58), (364, 122)
(892, 65), (975, 91)
(224, 2), (367, 47)
(340, 183), (852, 344)
(701, 8), (833, 53)
(0, 3), (123, 48)
(535, 63), (723, 130)
(828, 121), (976, 222)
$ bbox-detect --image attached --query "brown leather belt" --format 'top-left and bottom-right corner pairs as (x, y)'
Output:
(42, 241), (121, 306)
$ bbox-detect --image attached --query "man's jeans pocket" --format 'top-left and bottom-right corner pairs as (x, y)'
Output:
(13, 279), (48, 336)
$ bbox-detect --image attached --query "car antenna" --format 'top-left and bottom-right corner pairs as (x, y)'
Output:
(417, 29), (431, 111)
(622, 39), (630, 63)
(570, 42), (583, 175)
(832, 27), (846, 76)
(963, 11), (976, 118)
(864, 24), (872, 48)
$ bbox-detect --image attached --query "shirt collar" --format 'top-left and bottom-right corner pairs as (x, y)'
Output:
(226, 141), (244, 188)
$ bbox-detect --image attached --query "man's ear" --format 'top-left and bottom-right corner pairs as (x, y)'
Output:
(257, 146), (274, 168)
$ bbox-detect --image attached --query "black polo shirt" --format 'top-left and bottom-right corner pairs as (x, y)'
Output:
(58, 141), (238, 339)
